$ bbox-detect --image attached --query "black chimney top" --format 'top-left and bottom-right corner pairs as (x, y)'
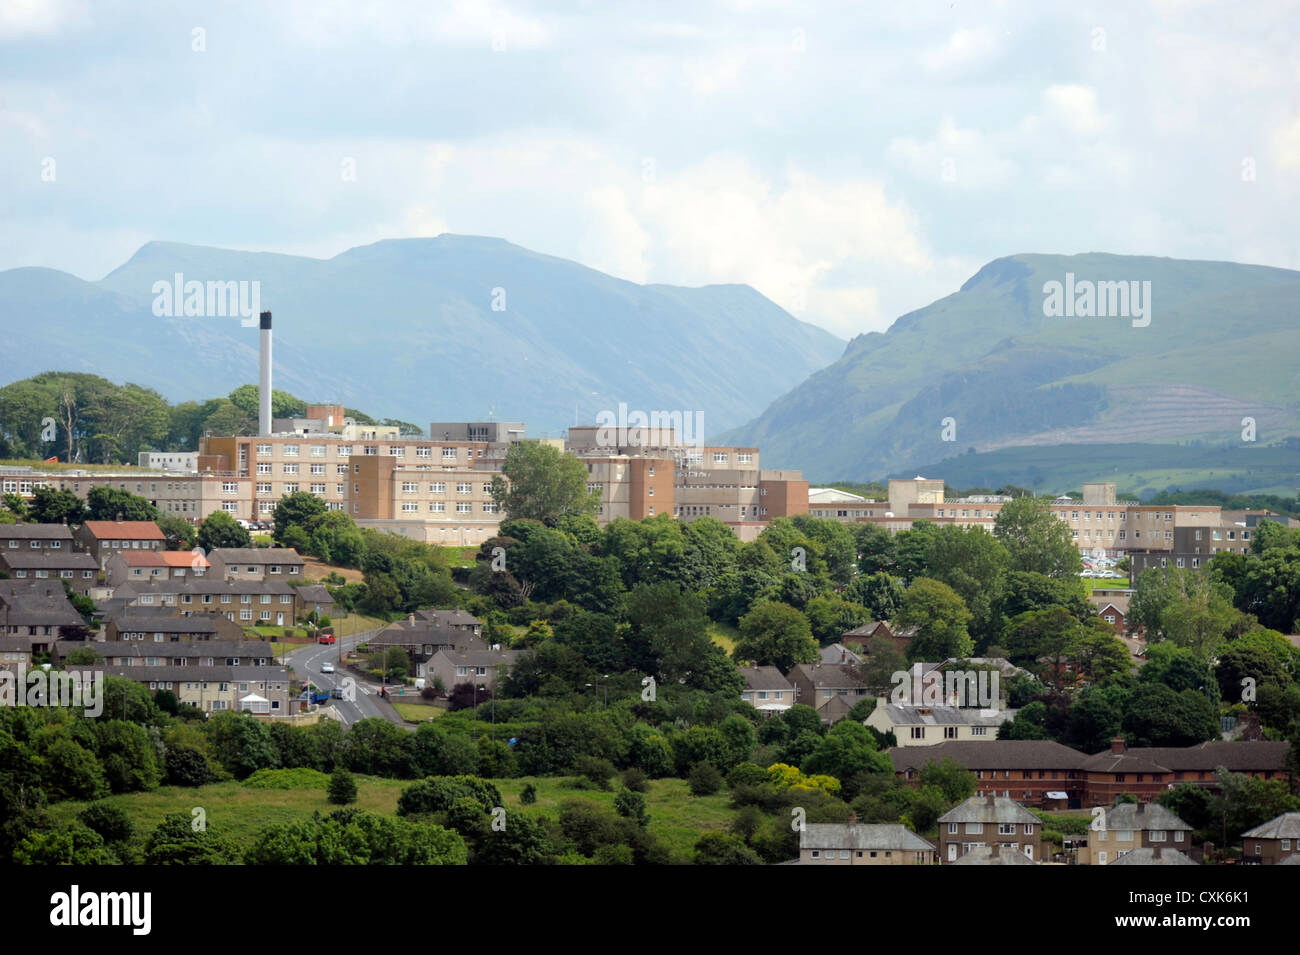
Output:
(260, 310), (272, 330)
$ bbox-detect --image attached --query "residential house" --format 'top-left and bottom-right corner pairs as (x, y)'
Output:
(1078, 800), (1194, 865)
(1241, 812), (1300, 865)
(75, 520), (166, 570)
(937, 794), (1042, 864)
(0, 523), (98, 594)
(840, 621), (914, 655)
(786, 662), (870, 724)
(819, 643), (863, 666)
(739, 666), (795, 713)
(370, 613), (486, 676)
(104, 549), (209, 589)
(868, 698), (1015, 747)
(1080, 738), (1292, 806)
(111, 578), (302, 626)
(95, 663), (291, 715)
(426, 647), (517, 694)
(296, 584), (335, 620)
(206, 547), (305, 581)
(889, 740), (1087, 808)
(0, 581), (87, 652)
(414, 608), (484, 636)
(799, 819), (935, 865)
(0, 635), (32, 674)
(103, 608), (246, 644)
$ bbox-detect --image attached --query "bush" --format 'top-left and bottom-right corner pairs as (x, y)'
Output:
(78, 803), (134, 844)
(397, 776), (503, 817)
(573, 755), (617, 791)
(689, 761), (724, 796)
(726, 762), (769, 789)
(420, 686), (439, 701)
(621, 767), (649, 793)
(520, 783), (537, 805)
(614, 789), (650, 828)
(328, 768), (358, 805)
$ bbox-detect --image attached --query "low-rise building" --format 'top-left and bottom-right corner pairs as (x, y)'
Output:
(799, 820), (935, 865)
(1241, 812), (1300, 865)
(1107, 846), (1198, 865)
(889, 740), (1087, 808)
(786, 662), (870, 723)
(1078, 801), (1194, 865)
(426, 647), (517, 693)
(206, 547), (305, 581)
(868, 698), (1015, 746)
(0, 581), (87, 650)
(75, 520), (166, 570)
(111, 578), (302, 626)
(96, 663), (291, 714)
(739, 666), (795, 712)
(104, 549), (208, 589)
(937, 794), (1042, 864)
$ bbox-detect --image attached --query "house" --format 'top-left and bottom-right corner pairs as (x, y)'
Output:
(111, 578), (303, 626)
(370, 613), (486, 674)
(0, 581), (87, 651)
(75, 520), (166, 569)
(936, 794), (1042, 864)
(414, 608), (484, 635)
(1080, 738), (1293, 806)
(950, 844), (1037, 865)
(1077, 800), (1194, 865)
(840, 621), (912, 654)
(67, 638), (277, 669)
(889, 740), (1088, 808)
(0, 523), (97, 593)
(799, 819), (935, 865)
(0, 635), (33, 674)
(786, 662), (870, 723)
(1241, 812), (1300, 865)
(868, 698), (1015, 746)
(104, 549), (209, 588)
(0, 522), (76, 553)
(103, 607), (246, 643)
(296, 584), (335, 619)
(739, 666), (795, 712)
(1088, 594), (1132, 636)
(1107, 846), (1198, 865)
(205, 547), (305, 581)
(819, 643), (863, 666)
(426, 648), (517, 694)
(95, 663), (291, 715)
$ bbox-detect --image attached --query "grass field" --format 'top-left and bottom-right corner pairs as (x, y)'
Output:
(438, 546), (479, 568)
(391, 701), (443, 722)
(51, 774), (736, 861)
(707, 621), (740, 654)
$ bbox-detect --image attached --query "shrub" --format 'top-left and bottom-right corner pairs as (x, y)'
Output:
(614, 789), (650, 828)
(689, 761), (724, 796)
(327, 768), (358, 805)
(621, 767), (649, 793)
(573, 755), (617, 791)
(520, 783), (537, 805)
(78, 803), (134, 844)
(397, 775), (503, 817)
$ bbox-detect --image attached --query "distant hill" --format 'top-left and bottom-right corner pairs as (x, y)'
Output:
(718, 253), (1300, 484)
(0, 236), (844, 436)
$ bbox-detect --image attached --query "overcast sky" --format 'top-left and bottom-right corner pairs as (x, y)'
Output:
(2, 0), (1298, 339)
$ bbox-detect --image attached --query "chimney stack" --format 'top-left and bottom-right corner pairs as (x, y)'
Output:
(258, 310), (273, 436)
(1110, 737), (1126, 755)
(1152, 845), (1162, 860)
(985, 792), (996, 806)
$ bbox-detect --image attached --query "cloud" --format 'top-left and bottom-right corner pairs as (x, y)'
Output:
(1041, 84), (1112, 137)
(0, 0), (87, 38)
(921, 26), (999, 73)
(888, 115), (1019, 188)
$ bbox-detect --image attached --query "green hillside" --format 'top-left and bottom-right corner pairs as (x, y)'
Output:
(718, 253), (1300, 482)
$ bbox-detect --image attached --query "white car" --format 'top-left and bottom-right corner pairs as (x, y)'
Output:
(320, 661), (335, 674)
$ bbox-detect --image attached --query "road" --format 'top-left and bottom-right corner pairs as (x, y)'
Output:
(283, 628), (407, 727)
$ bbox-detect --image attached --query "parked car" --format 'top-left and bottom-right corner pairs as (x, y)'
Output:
(331, 687), (345, 700)
(320, 661), (335, 674)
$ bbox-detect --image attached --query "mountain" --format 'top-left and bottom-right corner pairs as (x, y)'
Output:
(0, 236), (844, 435)
(718, 253), (1300, 485)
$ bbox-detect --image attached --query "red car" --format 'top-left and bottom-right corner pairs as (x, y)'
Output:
(317, 632), (335, 644)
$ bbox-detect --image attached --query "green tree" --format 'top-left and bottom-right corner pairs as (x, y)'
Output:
(85, 486), (159, 522)
(196, 511), (251, 551)
(733, 601), (818, 671)
(327, 767), (358, 805)
(145, 812), (240, 864)
(156, 515), (197, 550)
(272, 491), (329, 544)
(490, 441), (600, 526)
(896, 578), (973, 663)
(27, 486), (88, 525)
(993, 496), (1083, 578)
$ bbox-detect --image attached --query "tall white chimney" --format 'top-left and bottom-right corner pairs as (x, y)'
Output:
(258, 310), (272, 435)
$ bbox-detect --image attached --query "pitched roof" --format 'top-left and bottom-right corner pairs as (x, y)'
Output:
(431, 648), (518, 668)
(208, 547), (304, 564)
(888, 740), (1088, 773)
(820, 643), (863, 665)
(81, 521), (165, 540)
(0, 552), (98, 569)
(789, 662), (866, 689)
(1100, 802), (1192, 832)
(296, 585), (334, 603)
(66, 639), (274, 659)
(0, 524), (75, 540)
(1086, 741), (1291, 773)
(1241, 812), (1300, 840)
(1107, 847), (1198, 865)
(105, 613), (227, 634)
(740, 665), (793, 692)
(415, 608), (483, 627)
(800, 824), (933, 852)
(938, 795), (1040, 825)
(95, 664), (289, 682)
(875, 703), (1015, 727)
(116, 550), (208, 568)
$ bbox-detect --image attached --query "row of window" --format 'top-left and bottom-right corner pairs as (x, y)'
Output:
(256, 444), (476, 459)
(12, 569), (94, 579)
(909, 726), (989, 739)
(400, 502), (496, 514)
(135, 593), (292, 605)
(947, 823), (1036, 835)
(7, 539), (63, 548)
(399, 482), (490, 494)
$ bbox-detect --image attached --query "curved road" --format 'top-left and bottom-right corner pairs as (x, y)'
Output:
(284, 628), (407, 727)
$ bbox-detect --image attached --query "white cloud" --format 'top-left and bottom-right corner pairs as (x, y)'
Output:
(921, 26), (999, 73)
(0, 0), (87, 38)
(1270, 114), (1300, 171)
(1041, 84), (1111, 137)
(888, 115), (1019, 188)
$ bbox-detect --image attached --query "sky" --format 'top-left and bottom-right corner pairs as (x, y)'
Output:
(2, 0), (1298, 341)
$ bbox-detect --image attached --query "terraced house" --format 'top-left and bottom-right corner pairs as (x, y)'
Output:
(937, 794), (1042, 863)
